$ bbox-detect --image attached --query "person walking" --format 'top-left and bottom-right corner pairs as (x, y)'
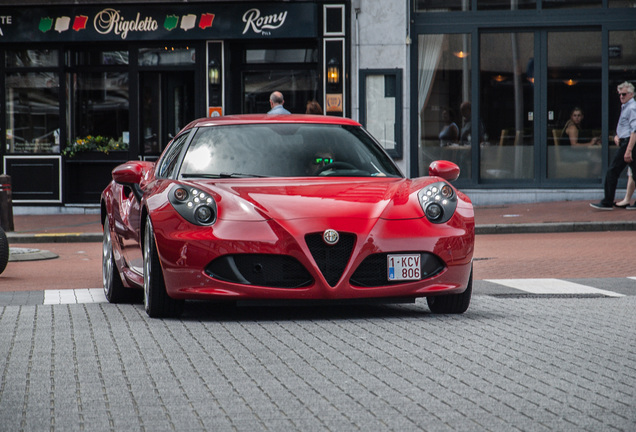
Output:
(267, 91), (291, 115)
(590, 81), (636, 210)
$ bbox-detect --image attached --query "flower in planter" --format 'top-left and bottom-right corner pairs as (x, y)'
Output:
(62, 135), (129, 158)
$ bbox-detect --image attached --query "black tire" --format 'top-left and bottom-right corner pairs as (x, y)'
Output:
(143, 216), (184, 318)
(0, 226), (8, 275)
(427, 267), (473, 314)
(102, 217), (130, 303)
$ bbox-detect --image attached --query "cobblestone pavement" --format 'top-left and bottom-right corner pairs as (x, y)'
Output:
(1, 296), (634, 431)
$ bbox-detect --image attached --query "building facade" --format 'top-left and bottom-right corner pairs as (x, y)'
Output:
(1, 0), (636, 207)
(408, 0), (636, 204)
(0, 1), (349, 204)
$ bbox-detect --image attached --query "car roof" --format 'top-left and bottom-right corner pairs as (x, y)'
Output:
(185, 114), (362, 129)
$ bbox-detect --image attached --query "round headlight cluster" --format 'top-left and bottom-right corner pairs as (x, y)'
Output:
(169, 185), (217, 226)
(418, 182), (457, 224)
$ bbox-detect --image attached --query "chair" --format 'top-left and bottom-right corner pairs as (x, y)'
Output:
(499, 128), (521, 147)
(550, 128), (590, 178)
(482, 129), (519, 179)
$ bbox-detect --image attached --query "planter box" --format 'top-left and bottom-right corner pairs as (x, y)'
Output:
(64, 152), (129, 204)
(64, 151), (129, 162)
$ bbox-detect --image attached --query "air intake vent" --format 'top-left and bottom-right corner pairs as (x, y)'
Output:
(305, 232), (356, 287)
(206, 255), (313, 288)
(350, 253), (445, 287)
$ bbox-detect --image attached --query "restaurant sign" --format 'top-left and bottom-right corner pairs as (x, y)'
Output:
(0, 3), (317, 43)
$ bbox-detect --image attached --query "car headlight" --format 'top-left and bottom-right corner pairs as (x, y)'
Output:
(169, 185), (217, 226)
(418, 181), (457, 224)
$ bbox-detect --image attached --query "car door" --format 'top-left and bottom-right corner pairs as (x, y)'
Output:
(114, 183), (144, 276)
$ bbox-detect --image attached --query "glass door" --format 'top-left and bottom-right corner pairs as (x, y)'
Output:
(230, 43), (319, 115)
(140, 71), (194, 160)
(479, 32), (535, 181)
(546, 31), (602, 180)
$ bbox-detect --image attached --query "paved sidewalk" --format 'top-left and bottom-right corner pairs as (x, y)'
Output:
(4, 199), (636, 243)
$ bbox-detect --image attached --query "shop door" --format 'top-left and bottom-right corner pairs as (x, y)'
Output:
(140, 71), (194, 160)
(545, 30), (602, 181)
(479, 32), (535, 181)
(228, 44), (320, 115)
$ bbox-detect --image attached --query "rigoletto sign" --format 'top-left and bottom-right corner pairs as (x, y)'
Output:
(0, 3), (317, 42)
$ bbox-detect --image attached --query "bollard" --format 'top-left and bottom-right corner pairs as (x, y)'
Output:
(0, 174), (14, 232)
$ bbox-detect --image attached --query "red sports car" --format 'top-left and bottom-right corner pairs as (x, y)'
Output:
(101, 115), (474, 318)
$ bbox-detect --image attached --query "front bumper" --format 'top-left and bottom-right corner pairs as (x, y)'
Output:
(153, 214), (474, 301)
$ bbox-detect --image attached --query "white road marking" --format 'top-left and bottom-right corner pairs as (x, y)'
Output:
(43, 289), (107, 305)
(485, 278), (625, 297)
(36, 279), (634, 305)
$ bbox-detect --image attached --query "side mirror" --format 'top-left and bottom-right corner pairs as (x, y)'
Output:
(112, 161), (154, 185)
(112, 161), (154, 201)
(428, 160), (460, 182)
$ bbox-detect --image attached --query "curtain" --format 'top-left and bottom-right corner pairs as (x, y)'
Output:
(417, 34), (444, 146)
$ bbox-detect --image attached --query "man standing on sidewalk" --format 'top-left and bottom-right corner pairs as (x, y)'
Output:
(591, 81), (636, 210)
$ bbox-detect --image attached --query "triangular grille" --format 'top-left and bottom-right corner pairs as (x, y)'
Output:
(305, 233), (355, 286)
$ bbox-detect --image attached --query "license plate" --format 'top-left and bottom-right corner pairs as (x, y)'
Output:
(387, 254), (421, 281)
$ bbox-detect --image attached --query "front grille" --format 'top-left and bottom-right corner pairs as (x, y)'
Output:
(305, 233), (356, 286)
(206, 255), (313, 288)
(350, 253), (445, 287)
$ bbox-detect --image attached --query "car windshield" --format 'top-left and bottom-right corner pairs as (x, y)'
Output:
(178, 123), (402, 178)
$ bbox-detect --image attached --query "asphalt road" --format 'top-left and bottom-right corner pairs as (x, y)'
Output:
(1, 232), (635, 431)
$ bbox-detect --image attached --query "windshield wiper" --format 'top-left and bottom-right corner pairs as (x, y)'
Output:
(181, 172), (270, 179)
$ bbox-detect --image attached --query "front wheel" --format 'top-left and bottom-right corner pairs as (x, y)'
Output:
(102, 217), (129, 303)
(427, 267), (472, 314)
(143, 216), (184, 318)
(0, 226), (8, 275)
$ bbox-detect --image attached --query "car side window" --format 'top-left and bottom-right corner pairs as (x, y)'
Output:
(156, 131), (190, 179)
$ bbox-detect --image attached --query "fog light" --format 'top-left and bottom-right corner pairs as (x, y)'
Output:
(195, 206), (214, 224)
(426, 203), (443, 221)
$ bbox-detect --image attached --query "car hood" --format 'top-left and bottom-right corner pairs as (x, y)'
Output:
(187, 177), (447, 222)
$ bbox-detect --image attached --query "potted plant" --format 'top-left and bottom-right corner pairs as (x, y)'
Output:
(62, 135), (128, 158)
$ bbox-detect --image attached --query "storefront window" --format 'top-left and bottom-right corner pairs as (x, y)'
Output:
(476, 0), (536, 10)
(246, 49), (317, 63)
(414, 0), (469, 11)
(70, 72), (129, 145)
(609, 0), (636, 6)
(360, 70), (402, 157)
(139, 47), (195, 66)
(6, 49), (58, 67)
(547, 31), (601, 180)
(5, 72), (60, 154)
(542, 0), (601, 8)
(417, 34), (472, 178)
(479, 32), (534, 180)
(74, 50), (128, 66)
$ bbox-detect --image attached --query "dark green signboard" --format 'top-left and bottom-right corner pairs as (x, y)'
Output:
(0, 3), (317, 43)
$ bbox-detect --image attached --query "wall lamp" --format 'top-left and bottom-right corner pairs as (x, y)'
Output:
(209, 59), (220, 85)
(327, 57), (340, 84)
